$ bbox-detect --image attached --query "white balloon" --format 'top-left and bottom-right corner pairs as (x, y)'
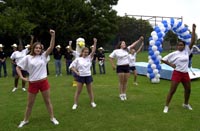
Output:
(152, 45), (158, 51)
(157, 55), (162, 60)
(153, 69), (159, 74)
(148, 59), (153, 64)
(185, 38), (191, 43)
(148, 56), (152, 60)
(172, 20), (179, 28)
(152, 34), (158, 41)
(155, 50), (160, 56)
(151, 64), (156, 69)
(181, 31), (190, 36)
(151, 78), (157, 83)
(167, 24), (171, 30)
(150, 40), (155, 46)
(156, 74), (160, 79)
(176, 24), (184, 32)
(151, 31), (157, 36)
(147, 73), (150, 78)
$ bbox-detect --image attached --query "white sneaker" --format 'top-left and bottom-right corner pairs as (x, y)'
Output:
(12, 87), (18, 92)
(163, 106), (169, 113)
(22, 88), (26, 91)
(182, 104), (193, 110)
(123, 94), (127, 100)
(91, 102), (97, 108)
(134, 82), (138, 86)
(18, 120), (29, 128)
(119, 94), (125, 101)
(50, 117), (59, 125)
(72, 104), (78, 110)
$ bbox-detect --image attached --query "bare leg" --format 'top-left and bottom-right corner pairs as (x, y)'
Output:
(74, 82), (83, 104)
(86, 83), (94, 103)
(122, 73), (130, 94)
(41, 89), (54, 119)
(118, 73), (125, 95)
(23, 92), (37, 121)
(165, 81), (179, 106)
(14, 75), (19, 87)
(182, 82), (191, 104)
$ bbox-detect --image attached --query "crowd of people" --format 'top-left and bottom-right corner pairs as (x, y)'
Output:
(0, 23), (197, 128)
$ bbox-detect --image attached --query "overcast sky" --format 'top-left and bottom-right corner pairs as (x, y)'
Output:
(113, 0), (199, 38)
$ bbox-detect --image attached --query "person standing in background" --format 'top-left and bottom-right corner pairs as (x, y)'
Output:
(0, 44), (7, 78)
(53, 45), (62, 77)
(90, 45), (97, 75)
(64, 41), (74, 75)
(97, 47), (106, 74)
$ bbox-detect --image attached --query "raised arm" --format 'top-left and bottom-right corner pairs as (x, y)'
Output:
(90, 38), (97, 57)
(129, 36), (144, 49)
(68, 40), (74, 52)
(46, 29), (55, 57)
(136, 42), (144, 53)
(189, 24), (196, 49)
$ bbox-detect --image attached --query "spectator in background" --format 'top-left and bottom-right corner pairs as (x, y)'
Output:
(90, 45), (97, 75)
(64, 41), (74, 75)
(0, 44), (7, 78)
(97, 47), (106, 74)
(53, 45), (62, 77)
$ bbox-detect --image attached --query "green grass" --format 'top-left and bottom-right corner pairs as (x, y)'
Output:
(1, 51), (200, 131)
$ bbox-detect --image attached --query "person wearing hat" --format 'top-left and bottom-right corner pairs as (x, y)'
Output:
(10, 35), (34, 92)
(53, 44), (62, 77)
(64, 42), (74, 75)
(0, 44), (7, 78)
(90, 45), (97, 75)
(97, 47), (106, 74)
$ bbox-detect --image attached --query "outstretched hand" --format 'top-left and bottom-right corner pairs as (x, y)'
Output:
(69, 41), (72, 46)
(93, 38), (97, 43)
(50, 29), (55, 36)
(192, 24), (196, 30)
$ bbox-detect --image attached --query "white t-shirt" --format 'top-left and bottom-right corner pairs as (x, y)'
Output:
(162, 45), (191, 73)
(17, 52), (48, 81)
(109, 46), (130, 66)
(69, 55), (92, 76)
(129, 53), (137, 67)
(10, 48), (29, 65)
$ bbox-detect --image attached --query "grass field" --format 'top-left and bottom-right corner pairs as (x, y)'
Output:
(1, 51), (200, 131)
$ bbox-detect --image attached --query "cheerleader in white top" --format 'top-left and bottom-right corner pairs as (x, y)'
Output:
(109, 36), (144, 101)
(69, 38), (97, 110)
(162, 24), (196, 113)
(129, 42), (144, 86)
(10, 35), (34, 92)
(16, 30), (59, 128)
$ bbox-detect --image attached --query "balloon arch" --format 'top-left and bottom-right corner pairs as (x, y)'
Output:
(147, 18), (191, 83)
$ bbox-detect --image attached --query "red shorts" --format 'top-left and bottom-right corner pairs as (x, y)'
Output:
(171, 70), (190, 82)
(28, 79), (50, 94)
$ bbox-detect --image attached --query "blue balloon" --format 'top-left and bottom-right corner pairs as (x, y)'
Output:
(148, 64), (151, 68)
(155, 41), (161, 46)
(154, 26), (161, 33)
(157, 38), (163, 43)
(149, 37), (153, 41)
(158, 47), (163, 52)
(176, 21), (182, 29)
(147, 67), (153, 73)
(154, 59), (160, 65)
(149, 50), (154, 56)
(151, 54), (157, 60)
(150, 73), (155, 79)
(156, 64), (161, 70)
(170, 18), (175, 27)
(157, 32), (163, 38)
